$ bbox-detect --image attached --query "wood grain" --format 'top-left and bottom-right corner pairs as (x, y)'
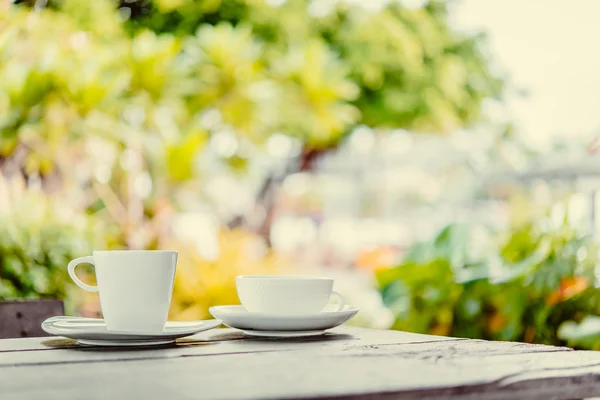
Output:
(0, 327), (598, 400)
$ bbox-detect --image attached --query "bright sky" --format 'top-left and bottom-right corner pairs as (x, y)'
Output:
(453, 0), (600, 149)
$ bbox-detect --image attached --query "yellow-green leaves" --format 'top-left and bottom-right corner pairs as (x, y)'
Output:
(273, 39), (359, 147)
(187, 23), (266, 139)
(166, 131), (207, 182)
(129, 31), (183, 99)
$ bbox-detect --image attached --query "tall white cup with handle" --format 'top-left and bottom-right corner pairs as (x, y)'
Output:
(68, 250), (178, 332)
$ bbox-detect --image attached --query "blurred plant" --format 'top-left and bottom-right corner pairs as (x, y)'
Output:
(0, 3), (200, 251)
(0, 176), (104, 313)
(1, 0), (503, 218)
(377, 201), (600, 348)
(122, 0), (504, 145)
(115, 0), (504, 241)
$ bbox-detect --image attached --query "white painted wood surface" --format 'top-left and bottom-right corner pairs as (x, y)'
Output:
(0, 327), (599, 399)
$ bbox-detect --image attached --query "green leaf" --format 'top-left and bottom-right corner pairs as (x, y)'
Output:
(558, 317), (600, 349)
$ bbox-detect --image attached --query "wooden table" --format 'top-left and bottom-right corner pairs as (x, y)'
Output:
(2, 327), (600, 399)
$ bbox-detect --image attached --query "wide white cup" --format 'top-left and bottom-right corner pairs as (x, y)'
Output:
(68, 250), (178, 332)
(236, 275), (345, 315)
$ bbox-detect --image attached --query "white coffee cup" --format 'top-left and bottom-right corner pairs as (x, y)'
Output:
(236, 275), (345, 315)
(68, 250), (178, 332)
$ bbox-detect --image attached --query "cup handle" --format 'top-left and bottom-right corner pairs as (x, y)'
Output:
(329, 291), (345, 312)
(68, 256), (98, 293)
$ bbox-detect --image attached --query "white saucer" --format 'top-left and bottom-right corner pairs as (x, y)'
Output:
(41, 316), (223, 347)
(208, 305), (358, 332)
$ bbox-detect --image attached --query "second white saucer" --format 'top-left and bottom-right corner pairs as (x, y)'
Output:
(208, 305), (358, 331)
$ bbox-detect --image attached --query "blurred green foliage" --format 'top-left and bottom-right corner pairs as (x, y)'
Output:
(14, 0), (503, 151)
(377, 203), (600, 349)
(125, 0), (504, 136)
(0, 177), (102, 311)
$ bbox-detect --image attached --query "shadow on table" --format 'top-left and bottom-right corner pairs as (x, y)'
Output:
(234, 332), (355, 343)
(39, 338), (220, 352)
